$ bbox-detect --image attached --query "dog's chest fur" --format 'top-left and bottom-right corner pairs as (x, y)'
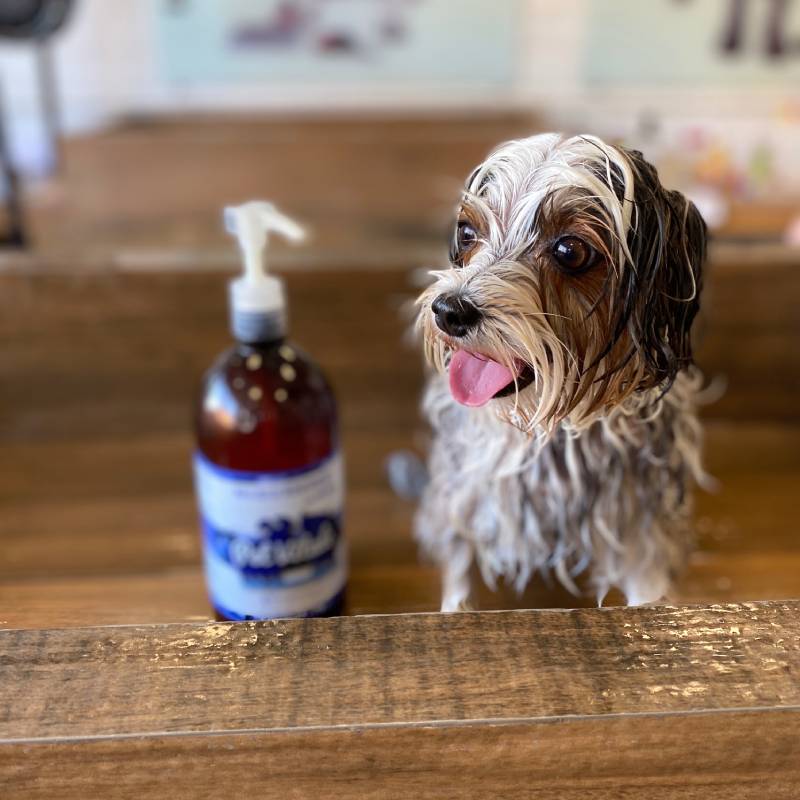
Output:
(415, 370), (705, 602)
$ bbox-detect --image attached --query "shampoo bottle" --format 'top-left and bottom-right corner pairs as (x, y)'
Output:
(193, 201), (346, 620)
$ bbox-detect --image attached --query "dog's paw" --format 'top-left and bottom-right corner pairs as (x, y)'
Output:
(440, 596), (473, 613)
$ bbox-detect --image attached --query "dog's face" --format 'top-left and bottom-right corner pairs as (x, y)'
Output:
(418, 133), (707, 432)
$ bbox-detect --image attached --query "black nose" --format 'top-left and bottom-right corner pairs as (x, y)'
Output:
(431, 294), (481, 338)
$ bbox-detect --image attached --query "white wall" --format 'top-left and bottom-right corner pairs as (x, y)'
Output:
(1, 0), (797, 188)
(0, 0), (524, 174)
(0, 0), (157, 173)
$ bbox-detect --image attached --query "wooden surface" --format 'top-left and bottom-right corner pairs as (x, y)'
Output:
(17, 114), (799, 271)
(2, 601), (799, 798)
(22, 114), (539, 269)
(0, 115), (799, 796)
(0, 114), (798, 627)
(0, 257), (799, 628)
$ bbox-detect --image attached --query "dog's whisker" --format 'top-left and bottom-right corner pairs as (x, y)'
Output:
(525, 311), (572, 321)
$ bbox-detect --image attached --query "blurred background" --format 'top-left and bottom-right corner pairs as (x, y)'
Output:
(0, 0), (798, 627)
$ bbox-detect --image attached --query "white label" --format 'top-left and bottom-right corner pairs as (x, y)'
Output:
(193, 451), (346, 619)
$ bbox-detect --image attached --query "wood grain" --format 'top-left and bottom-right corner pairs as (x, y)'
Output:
(19, 115), (799, 269)
(4, 712), (800, 799)
(1, 115), (799, 631)
(1, 602), (799, 798)
(2, 602), (799, 739)
(23, 114), (538, 268)
(1, 260), (799, 627)
(4, 548), (800, 632)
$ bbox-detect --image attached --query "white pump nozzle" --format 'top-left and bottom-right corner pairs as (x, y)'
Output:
(224, 200), (306, 341)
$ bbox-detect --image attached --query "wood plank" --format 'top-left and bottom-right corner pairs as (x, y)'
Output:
(0, 570), (213, 630)
(20, 115), (799, 273)
(4, 711), (800, 799)
(0, 271), (423, 445)
(2, 601), (798, 740)
(4, 547), (800, 632)
(25, 115), (538, 266)
(3, 421), (798, 588)
(1, 415), (799, 624)
(0, 565), (440, 630)
(1, 261), (797, 449)
(1, 602), (799, 798)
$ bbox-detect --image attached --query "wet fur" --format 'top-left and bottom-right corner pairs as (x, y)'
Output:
(415, 133), (708, 609)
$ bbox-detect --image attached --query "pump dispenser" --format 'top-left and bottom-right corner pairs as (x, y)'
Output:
(193, 200), (346, 621)
(225, 201), (304, 342)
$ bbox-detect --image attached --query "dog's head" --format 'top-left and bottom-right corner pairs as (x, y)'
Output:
(417, 133), (707, 432)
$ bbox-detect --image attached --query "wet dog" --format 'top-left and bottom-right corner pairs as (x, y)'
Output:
(415, 133), (707, 610)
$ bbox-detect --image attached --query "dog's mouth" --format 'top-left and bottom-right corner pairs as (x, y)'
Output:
(448, 350), (535, 407)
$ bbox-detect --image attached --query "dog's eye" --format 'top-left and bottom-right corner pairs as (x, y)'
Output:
(457, 222), (478, 250)
(452, 221), (478, 266)
(552, 236), (596, 272)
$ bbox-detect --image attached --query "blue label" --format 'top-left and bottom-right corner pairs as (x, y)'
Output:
(202, 513), (341, 585)
(193, 451), (346, 618)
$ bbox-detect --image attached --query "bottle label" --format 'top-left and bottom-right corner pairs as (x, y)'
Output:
(193, 451), (346, 619)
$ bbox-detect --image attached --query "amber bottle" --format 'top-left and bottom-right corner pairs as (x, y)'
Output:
(193, 202), (346, 620)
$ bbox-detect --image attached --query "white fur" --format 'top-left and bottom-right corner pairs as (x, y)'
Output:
(416, 369), (705, 609)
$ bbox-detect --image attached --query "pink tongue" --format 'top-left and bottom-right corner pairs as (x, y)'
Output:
(449, 350), (518, 407)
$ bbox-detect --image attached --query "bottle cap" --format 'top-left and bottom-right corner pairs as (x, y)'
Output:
(224, 200), (305, 342)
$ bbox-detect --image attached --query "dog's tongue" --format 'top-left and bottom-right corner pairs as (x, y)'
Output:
(449, 350), (517, 407)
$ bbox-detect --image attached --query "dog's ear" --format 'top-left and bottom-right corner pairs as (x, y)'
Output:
(618, 149), (707, 388)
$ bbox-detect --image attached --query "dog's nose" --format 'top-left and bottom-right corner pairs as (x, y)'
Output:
(432, 294), (481, 338)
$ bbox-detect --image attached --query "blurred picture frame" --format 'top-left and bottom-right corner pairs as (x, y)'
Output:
(156, 0), (518, 87)
(585, 0), (800, 86)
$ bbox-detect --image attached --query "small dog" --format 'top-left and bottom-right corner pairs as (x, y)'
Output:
(415, 133), (708, 611)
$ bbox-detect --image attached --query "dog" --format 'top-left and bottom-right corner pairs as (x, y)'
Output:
(415, 133), (708, 611)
